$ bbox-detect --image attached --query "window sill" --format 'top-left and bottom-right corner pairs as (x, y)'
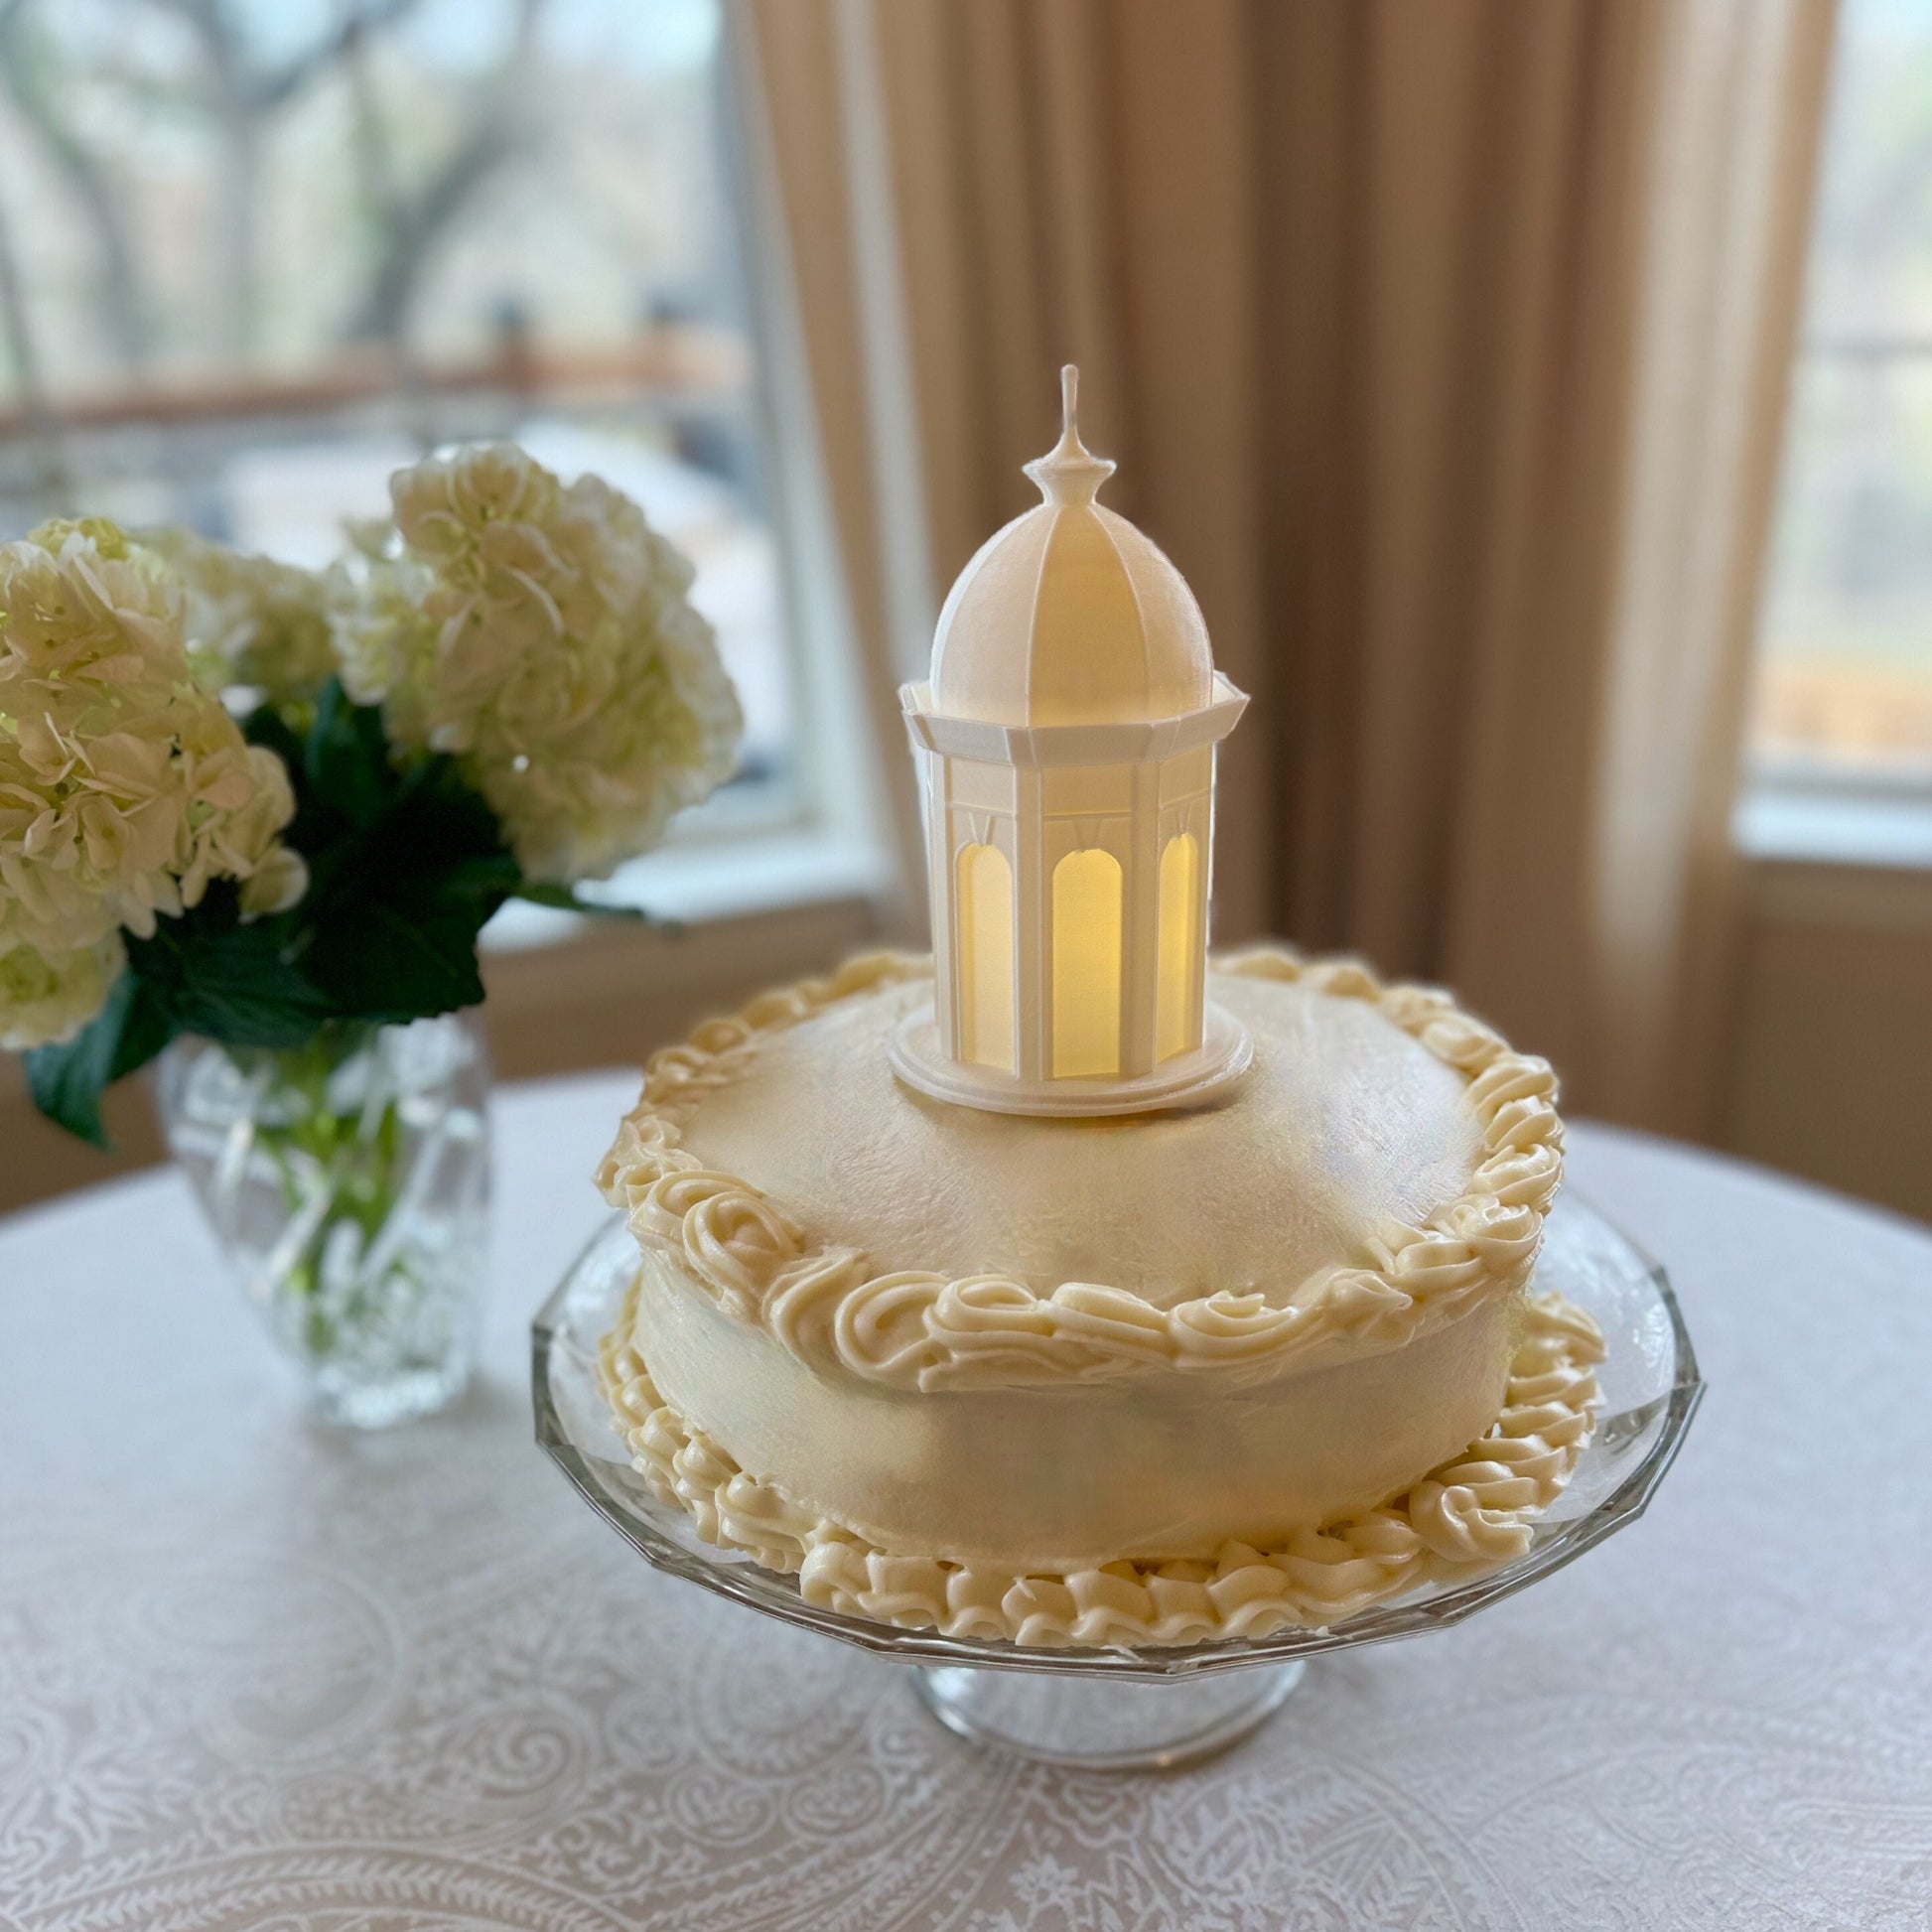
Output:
(478, 827), (900, 1086)
(1732, 785), (1932, 872)
(483, 827), (897, 952)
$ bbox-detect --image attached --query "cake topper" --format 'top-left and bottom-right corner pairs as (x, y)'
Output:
(892, 364), (1252, 1116)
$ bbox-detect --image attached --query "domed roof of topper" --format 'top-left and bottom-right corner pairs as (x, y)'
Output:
(929, 366), (1215, 728)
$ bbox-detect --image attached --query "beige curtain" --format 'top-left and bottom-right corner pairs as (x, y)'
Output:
(736, 0), (1836, 1136)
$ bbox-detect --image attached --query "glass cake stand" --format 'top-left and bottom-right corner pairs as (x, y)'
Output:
(532, 1194), (1702, 1771)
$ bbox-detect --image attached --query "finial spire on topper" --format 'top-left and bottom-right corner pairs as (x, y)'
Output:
(1023, 363), (1116, 507)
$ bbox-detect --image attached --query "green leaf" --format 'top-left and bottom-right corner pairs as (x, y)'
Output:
(109, 972), (180, 1079)
(23, 971), (174, 1148)
(159, 931), (334, 1044)
(241, 702), (305, 773)
(126, 883), (332, 1047)
(292, 755), (517, 1023)
(305, 678), (396, 830)
(300, 895), (489, 1019)
(156, 689), (541, 1036)
(511, 881), (654, 922)
(441, 853), (524, 903)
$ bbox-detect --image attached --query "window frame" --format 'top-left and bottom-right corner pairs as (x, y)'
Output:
(482, 4), (904, 948)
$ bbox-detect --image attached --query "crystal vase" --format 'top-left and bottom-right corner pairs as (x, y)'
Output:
(156, 1013), (491, 1428)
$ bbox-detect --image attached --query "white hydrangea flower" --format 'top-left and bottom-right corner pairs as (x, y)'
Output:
(0, 932), (125, 1050)
(0, 518), (309, 1045)
(328, 543), (441, 751)
(142, 527), (339, 707)
(337, 444), (743, 883)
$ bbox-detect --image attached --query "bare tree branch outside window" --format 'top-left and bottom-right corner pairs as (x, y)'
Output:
(0, 0), (798, 802)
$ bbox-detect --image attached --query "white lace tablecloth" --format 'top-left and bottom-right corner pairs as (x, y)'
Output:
(3, 1076), (1930, 1932)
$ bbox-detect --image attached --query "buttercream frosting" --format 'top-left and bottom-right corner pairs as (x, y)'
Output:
(594, 944), (1585, 1643)
(596, 948), (1564, 1394)
(618, 1233), (1519, 1566)
(597, 1287), (1604, 1647)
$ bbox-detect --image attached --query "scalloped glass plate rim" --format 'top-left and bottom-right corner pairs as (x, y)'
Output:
(531, 1192), (1704, 1682)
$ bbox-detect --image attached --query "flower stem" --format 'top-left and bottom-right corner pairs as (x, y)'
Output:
(231, 1023), (415, 1362)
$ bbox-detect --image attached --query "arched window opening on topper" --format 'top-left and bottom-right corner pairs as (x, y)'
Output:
(1156, 831), (1202, 1064)
(1051, 847), (1124, 1078)
(956, 840), (1016, 1072)
(893, 365), (1252, 1117)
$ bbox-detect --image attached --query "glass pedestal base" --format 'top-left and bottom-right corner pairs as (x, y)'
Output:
(911, 1661), (1306, 1770)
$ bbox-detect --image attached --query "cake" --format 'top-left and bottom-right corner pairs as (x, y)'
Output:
(595, 369), (1602, 1648)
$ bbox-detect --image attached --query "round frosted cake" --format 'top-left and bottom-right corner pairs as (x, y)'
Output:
(595, 372), (1600, 1648)
(594, 947), (1602, 1648)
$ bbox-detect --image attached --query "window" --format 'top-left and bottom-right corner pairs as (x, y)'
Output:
(1748, 0), (1932, 797)
(0, 0), (804, 838)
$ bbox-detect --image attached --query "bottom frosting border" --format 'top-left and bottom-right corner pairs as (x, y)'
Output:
(595, 1291), (1606, 1650)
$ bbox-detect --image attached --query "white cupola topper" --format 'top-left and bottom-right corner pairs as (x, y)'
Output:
(892, 364), (1251, 1117)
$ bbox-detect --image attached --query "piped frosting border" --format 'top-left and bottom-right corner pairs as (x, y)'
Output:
(597, 1285), (1605, 1648)
(595, 948), (1566, 1393)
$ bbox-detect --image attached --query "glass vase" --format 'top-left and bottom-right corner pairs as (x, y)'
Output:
(156, 1012), (491, 1428)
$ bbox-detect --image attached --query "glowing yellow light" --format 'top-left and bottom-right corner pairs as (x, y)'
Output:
(1051, 847), (1122, 1077)
(956, 841), (1015, 1070)
(1155, 832), (1201, 1062)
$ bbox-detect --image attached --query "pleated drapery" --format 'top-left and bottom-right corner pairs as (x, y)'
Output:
(735, 0), (1837, 1136)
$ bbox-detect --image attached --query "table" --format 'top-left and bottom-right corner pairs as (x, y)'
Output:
(2, 1076), (1929, 1932)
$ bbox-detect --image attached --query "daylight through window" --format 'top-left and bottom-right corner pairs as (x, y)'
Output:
(1750, 0), (1932, 782)
(0, 0), (797, 811)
